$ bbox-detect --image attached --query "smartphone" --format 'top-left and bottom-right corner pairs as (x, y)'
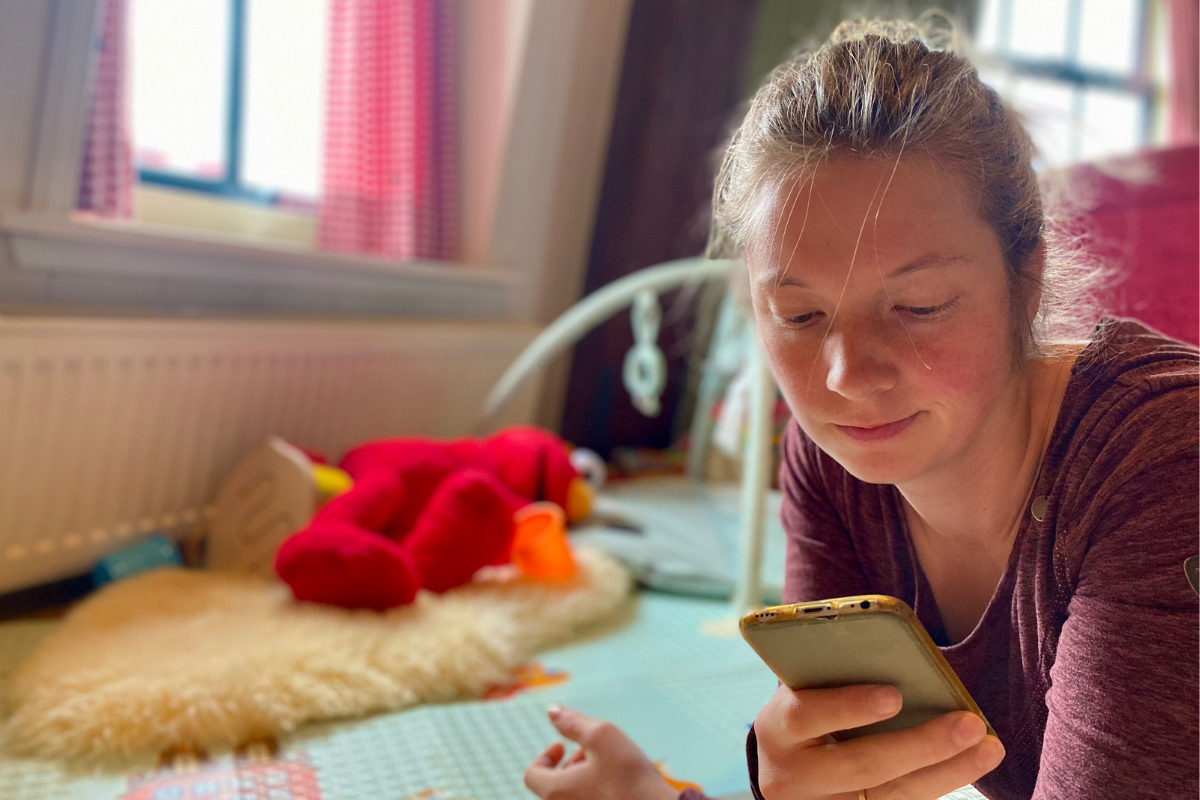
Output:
(740, 594), (996, 741)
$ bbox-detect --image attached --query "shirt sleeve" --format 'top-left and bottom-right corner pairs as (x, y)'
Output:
(1033, 389), (1199, 799)
(778, 420), (869, 604)
(746, 725), (766, 800)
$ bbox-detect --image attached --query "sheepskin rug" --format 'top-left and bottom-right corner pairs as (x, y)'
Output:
(3, 546), (630, 760)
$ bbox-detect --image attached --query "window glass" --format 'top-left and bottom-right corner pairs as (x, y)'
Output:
(242, 0), (328, 199)
(131, 0), (231, 178)
(976, 0), (1004, 52)
(1077, 0), (1141, 74)
(1011, 77), (1076, 166)
(1008, 0), (1070, 61)
(1080, 88), (1144, 160)
(973, 0), (1155, 166)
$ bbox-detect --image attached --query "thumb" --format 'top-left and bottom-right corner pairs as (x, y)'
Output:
(547, 704), (604, 745)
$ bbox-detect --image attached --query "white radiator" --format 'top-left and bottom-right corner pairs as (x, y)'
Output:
(0, 317), (541, 594)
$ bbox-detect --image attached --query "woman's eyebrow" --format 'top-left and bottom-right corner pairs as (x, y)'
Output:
(760, 253), (971, 290)
(886, 253), (971, 280)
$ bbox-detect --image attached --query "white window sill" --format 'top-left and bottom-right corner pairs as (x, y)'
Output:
(1, 212), (518, 319)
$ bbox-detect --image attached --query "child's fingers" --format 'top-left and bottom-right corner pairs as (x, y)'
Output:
(564, 745), (586, 767)
(547, 704), (607, 745)
(531, 741), (565, 769)
(524, 742), (566, 797)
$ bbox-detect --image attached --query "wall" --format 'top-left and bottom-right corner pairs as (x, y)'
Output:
(0, 0), (56, 308)
(459, 0), (535, 266)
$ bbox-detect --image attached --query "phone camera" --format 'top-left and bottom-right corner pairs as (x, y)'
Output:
(860, 601), (871, 609)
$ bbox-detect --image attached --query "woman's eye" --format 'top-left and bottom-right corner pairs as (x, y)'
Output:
(897, 299), (957, 318)
(785, 311), (820, 325)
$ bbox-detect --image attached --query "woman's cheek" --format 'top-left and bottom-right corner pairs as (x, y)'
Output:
(907, 326), (1010, 409)
(760, 329), (820, 388)
(767, 348), (843, 436)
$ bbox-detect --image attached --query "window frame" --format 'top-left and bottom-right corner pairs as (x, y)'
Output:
(136, 0), (290, 207)
(977, 0), (1156, 162)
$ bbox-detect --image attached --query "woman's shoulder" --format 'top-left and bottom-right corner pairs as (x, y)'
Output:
(1069, 317), (1198, 395)
(1049, 319), (1198, 591)
(1057, 317), (1198, 454)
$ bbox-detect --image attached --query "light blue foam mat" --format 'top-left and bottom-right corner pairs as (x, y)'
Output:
(0, 591), (985, 800)
(286, 590), (779, 799)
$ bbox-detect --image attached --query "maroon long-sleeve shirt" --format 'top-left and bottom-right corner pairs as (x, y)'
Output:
(711, 319), (1198, 800)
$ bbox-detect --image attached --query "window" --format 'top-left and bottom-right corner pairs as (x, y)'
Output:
(131, 0), (327, 208)
(974, 0), (1160, 167)
(5, 0), (614, 319)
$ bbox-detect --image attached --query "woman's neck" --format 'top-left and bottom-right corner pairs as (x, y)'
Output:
(897, 349), (1079, 552)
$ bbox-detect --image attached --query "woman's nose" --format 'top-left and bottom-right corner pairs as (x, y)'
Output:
(823, 326), (898, 401)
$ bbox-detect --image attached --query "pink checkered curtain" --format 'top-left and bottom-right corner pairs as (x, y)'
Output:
(1167, 0), (1199, 144)
(318, 0), (459, 261)
(76, 0), (134, 218)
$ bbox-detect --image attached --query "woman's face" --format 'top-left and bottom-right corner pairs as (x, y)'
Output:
(746, 156), (1022, 486)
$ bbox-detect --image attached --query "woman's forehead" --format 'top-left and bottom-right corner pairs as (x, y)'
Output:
(753, 252), (974, 292)
(747, 156), (990, 286)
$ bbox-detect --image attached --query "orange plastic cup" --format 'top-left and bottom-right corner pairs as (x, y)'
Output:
(511, 502), (577, 582)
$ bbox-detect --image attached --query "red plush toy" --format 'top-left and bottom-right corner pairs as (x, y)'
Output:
(274, 426), (595, 610)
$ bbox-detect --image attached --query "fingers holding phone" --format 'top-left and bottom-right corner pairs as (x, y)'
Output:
(742, 596), (1006, 799)
(756, 683), (1004, 799)
(874, 720), (1005, 800)
(758, 683), (903, 748)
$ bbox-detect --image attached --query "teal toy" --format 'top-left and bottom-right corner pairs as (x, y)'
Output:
(93, 534), (182, 586)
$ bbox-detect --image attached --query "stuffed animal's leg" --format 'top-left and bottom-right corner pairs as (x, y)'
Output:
(274, 471), (420, 609)
(403, 468), (523, 592)
(275, 521), (419, 609)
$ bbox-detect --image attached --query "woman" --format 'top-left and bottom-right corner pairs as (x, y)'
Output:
(525, 16), (1198, 800)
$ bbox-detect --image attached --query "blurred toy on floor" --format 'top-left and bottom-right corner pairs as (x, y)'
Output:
(208, 426), (605, 610)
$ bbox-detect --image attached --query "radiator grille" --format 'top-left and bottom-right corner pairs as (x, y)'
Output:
(0, 318), (539, 594)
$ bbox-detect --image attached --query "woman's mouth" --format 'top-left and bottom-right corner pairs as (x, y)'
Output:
(834, 412), (920, 442)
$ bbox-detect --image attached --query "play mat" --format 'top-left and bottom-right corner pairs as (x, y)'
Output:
(0, 589), (987, 800)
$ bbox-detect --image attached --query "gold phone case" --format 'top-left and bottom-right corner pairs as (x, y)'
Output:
(740, 595), (996, 741)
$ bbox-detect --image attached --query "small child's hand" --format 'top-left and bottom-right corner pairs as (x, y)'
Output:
(524, 705), (682, 800)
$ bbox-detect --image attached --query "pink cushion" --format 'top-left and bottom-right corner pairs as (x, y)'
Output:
(1067, 145), (1199, 344)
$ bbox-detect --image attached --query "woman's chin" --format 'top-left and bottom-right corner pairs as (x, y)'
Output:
(807, 415), (938, 485)
(838, 459), (924, 485)
(817, 438), (930, 485)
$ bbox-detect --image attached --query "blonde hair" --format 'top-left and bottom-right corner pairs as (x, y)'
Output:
(710, 12), (1105, 355)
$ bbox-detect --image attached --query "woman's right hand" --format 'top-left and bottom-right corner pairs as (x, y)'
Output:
(754, 683), (1005, 800)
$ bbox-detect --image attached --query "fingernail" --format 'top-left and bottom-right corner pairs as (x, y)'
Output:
(873, 688), (902, 715)
(547, 703), (564, 719)
(954, 714), (986, 747)
(977, 735), (1006, 768)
